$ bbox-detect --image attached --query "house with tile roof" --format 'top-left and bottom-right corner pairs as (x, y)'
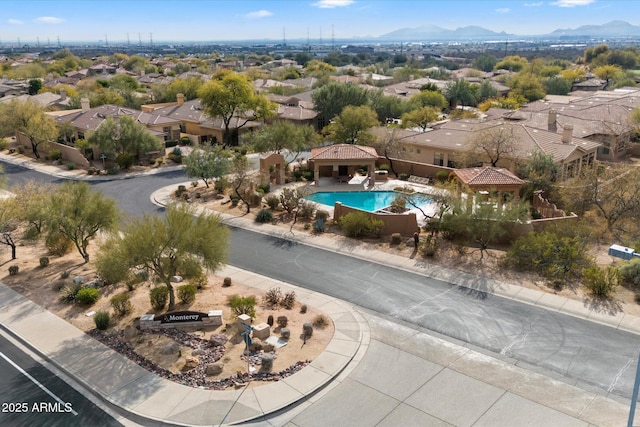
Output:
(453, 167), (525, 201)
(308, 144), (378, 185)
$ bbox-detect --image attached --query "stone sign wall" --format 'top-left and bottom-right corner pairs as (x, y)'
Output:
(140, 310), (223, 330)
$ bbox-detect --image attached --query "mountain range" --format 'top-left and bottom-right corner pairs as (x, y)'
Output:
(378, 20), (640, 41)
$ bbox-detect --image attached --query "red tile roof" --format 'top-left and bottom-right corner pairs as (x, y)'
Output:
(310, 144), (378, 161)
(454, 167), (525, 186)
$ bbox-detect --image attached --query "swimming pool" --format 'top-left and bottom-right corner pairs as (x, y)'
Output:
(306, 191), (432, 213)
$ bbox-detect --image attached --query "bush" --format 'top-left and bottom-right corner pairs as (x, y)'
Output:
(66, 162), (76, 170)
(47, 150), (62, 161)
(339, 212), (384, 238)
(265, 195), (280, 210)
(0, 139), (9, 151)
(389, 197), (406, 213)
(300, 304), (307, 314)
(76, 287), (99, 305)
(214, 177), (229, 193)
(94, 310), (110, 330)
(39, 256), (50, 267)
(420, 236), (438, 258)
(264, 287), (282, 307)
(180, 136), (191, 145)
(189, 273), (208, 290)
(150, 286), (169, 311)
(257, 183), (270, 194)
(61, 270), (70, 279)
(379, 164), (390, 171)
(436, 170), (450, 183)
(87, 166), (98, 175)
(281, 291), (296, 309)
(59, 282), (82, 303)
(115, 153), (135, 170)
(255, 209), (273, 223)
(298, 201), (315, 219)
(165, 139), (179, 148)
(172, 147), (182, 156)
(110, 293), (132, 315)
(583, 265), (620, 298)
(228, 294), (256, 318)
(45, 232), (73, 256)
(177, 284), (197, 305)
(399, 173), (409, 181)
(390, 233), (402, 245)
(619, 259), (640, 286)
(313, 218), (326, 233)
(222, 277), (232, 287)
(312, 314), (329, 328)
(107, 165), (120, 175)
(8, 265), (19, 275)
(315, 210), (330, 221)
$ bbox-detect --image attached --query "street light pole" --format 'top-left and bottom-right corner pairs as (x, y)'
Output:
(628, 351), (640, 427)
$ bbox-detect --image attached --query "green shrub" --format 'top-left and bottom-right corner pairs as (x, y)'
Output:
(399, 173), (409, 181)
(214, 177), (229, 193)
(59, 282), (82, 303)
(277, 315), (288, 327)
(87, 166), (98, 175)
(315, 210), (330, 221)
(177, 284), (197, 305)
(265, 195), (280, 210)
(180, 136), (191, 145)
(389, 197), (406, 213)
(66, 162), (76, 170)
(76, 287), (99, 305)
(582, 265), (620, 298)
(255, 209), (273, 223)
(115, 153), (135, 170)
(45, 232), (73, 256)
(420, 235), (438, 258)
(436, 170), (450, 183)
(111, 293), (132, 315)
(8, 265), (19, 275)
(107, 165), (120, 175)
(47, 150), (62, 161)
(0, 139), (9, 150)
(258, 183), (270, 194)
(228, 294), (256, 318)
(172, 147), (182, 156)
(165, 140), (179, 148)
(150, 286), (169, 311)
(93, 310), (110, 330)
(379, 164), (390, 171)
(222, 277), (232, 287)
(619, 259), (640, 286)
(313, 218), (325, 233)
(39, 256), (50, 267)
(339, 212), (384, 238)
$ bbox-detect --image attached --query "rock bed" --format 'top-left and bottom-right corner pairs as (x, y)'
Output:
(88, 328), (310, 390)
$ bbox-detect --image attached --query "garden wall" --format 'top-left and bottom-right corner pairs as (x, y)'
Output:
(16, 133), (90, 168)
(376, 157), (454, 180)
(333, 202), (419, 236)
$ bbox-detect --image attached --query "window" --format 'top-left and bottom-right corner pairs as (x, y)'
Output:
(434, 152), (444, 166)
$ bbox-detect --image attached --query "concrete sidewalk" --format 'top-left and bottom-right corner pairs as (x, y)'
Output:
(0, 266), (368, 426)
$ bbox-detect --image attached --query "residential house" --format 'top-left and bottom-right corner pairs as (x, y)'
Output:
(266, 92), (320, 131)
(143, 94), (262, 145)
(55, 99), (182, 159)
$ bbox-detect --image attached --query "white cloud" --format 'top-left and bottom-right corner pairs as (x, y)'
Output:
(496, 7), (511, 13)
(524, 2), (544, 6)
(551, 0), (595, 7)
(8, 19), (23, 25)
(34, 16), (64, 24)
(244, 10), (273, 19)
(312, 0), (354, 9)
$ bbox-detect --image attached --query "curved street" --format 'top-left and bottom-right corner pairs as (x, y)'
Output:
(2, 162), (640, 424)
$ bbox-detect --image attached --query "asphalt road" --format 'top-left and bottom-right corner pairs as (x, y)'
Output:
(4, 164), (640, 401)
(0, 332), (121, 427)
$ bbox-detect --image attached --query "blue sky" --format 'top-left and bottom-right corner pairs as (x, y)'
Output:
(1, 0), (638, 43)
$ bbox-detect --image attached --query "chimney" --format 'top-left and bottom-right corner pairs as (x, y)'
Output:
(140, 69), (145, 77)
(562, 124), (573, 144)
(177, 93), (184, 106)
(59, 88), (66, 101)
(81, 98), (90, 112)
(548, 109), (557, 132)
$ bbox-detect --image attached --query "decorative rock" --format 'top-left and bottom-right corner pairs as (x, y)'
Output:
(184, 356), (199, 370)
(206, 363), (223, 376)
(209, 334), (228, 347)
(253, 323), (270, 340)
(261, 354), (274, 371)
(123, 325), (138, 340)
(161, 342), (181, 355)
(263, 343), (275, 353)
(303, 323), (313, 337)
(280, 328), (290, 339)
(191, 349), (203, 356)
(267, 314), (274, 327)
(170, 275), (183, 283)
(249, 342), (263, 352)
(406, 238), (416, 248)
(73, 276), (85, 284)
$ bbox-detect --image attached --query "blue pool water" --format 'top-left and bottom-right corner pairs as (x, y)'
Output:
(306, 191), (432, 213)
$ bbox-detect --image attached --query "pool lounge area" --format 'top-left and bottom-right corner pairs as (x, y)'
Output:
(306, 190), (433, 214)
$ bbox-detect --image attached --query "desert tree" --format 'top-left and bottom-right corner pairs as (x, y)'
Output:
(0, 100), (57, 159)
(11, 180), (54, 236)
(401, 106), (439, 132)
(198, 70), (276, 146)
(245, 121), (320, 164)
(311, 81), (370, 124)
(95, 203), (229, 311)
(462, 124), (517, 167)
(322, 105), (379, 145)
(231, 154), (252, 214)
(45, 182), (120, 263)
(183, 144), (231, 188)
